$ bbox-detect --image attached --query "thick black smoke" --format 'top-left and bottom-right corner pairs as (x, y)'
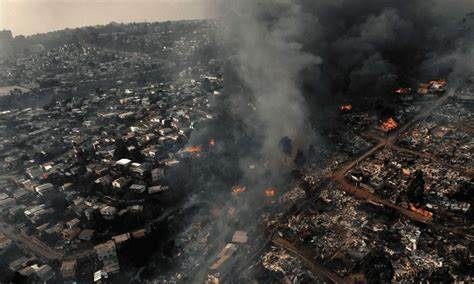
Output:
(217, 0), (474, 155)
(300, 0), (436, 97)
(297, 0), (474, 100)
(221, 0), (474, 103)
(215, 0), (474, 184)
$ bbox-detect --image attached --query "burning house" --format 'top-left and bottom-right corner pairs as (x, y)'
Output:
(380, 117), (399, 133)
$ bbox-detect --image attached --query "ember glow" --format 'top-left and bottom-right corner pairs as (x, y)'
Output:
(381, 117), (398, 131)
(209, 138), (216, 146)
(395, 87), (411, 95)
(429, 79), (447, 88)
(340, 104), (353, 111)
(409, 204), (433, 218)
(232, 186), (246, 194)
(264, 187), (276, 197)
(185, 146), (203, 153)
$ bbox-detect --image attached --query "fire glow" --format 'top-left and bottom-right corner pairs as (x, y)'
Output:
(264, 187), (276, 197)
(209, 138), (216, 146)
(381, 117), (398, 131)
(185, 146), (203, 153)
(429, 79), (446, 89)
(409, 204), (433, 218)
(232, 186), (246, 194)
(395, 87), (411, 95)
(340, 104), (353, 111)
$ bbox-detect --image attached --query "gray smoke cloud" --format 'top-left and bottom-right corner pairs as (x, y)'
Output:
(161, 3), (320, 281)
(222, 0), (319, 173)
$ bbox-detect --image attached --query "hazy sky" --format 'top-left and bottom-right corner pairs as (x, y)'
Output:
(2, 0), (472, 36)
(0, 0), (217, 36)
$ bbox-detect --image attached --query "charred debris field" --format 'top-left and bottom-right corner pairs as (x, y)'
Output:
(0, 2), (473, 283)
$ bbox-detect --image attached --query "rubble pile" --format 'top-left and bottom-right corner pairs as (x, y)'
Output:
(258, 81), (472, 282)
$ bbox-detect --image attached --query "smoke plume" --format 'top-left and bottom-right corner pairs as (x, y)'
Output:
(220, 0), (474, 161)
(222, 0), (319, 174)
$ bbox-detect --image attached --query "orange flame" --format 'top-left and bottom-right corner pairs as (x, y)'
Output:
(232, 186), (246, 194)
(429, 79), (446, 86)
(381, 117), (398, 131)
(409, 204), (433, 218)
(185, 146), (202, 153)
(209, 138), (216, 146)
(395, 87), (411, 94)
(340, 104), (353, 111)
(265, 187), (276, 197)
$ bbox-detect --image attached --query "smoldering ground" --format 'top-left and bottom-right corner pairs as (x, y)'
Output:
(154, 0), (474, 282)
